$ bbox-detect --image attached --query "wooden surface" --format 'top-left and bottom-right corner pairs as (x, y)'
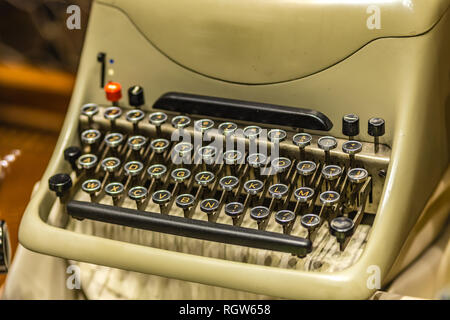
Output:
(0, 62), (74, 284)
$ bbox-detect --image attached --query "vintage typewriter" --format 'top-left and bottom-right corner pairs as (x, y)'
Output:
(17, 0), (450, 299)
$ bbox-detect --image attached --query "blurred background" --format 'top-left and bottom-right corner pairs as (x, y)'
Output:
(0, 0), (92, 284)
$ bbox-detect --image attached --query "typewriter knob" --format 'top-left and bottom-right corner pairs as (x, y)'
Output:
(0, 220), (11, 274)
(128, 85), (144, 108)
(64, 146), (82, 171)
(48, 173), (72, 198)
(368, 117), (385, 153)
(330, 217), (354, 242)
(104, 82), (122, 103)
(342, 114), (359, 138)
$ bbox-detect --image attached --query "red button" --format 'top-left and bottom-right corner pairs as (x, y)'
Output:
(105, 82), (122, 102)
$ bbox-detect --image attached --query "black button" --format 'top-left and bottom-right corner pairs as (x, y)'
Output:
(368, 117), (385, 137)
(152, 190), (171, 204)
(128, 85), (144, 107)
(176, 194), (195, 209)
(268, 184), (289, 199)
(48, 173), (72, 196)
(250, 206), (270, 221)
(200, 199), (219, 214)
(225, 202), (244, 217)
(219, 176), (239, 191)
(64, 146), (81, 169)
(342, 114), (360, 137)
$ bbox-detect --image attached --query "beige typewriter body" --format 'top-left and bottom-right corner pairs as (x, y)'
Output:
(17, 0), (450, 299)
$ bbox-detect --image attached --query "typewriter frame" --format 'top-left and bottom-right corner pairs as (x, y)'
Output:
(18, 1), (450, 299)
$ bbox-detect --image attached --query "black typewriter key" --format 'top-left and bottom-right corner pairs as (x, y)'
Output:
(200, 199), (220, 221)
(171, 115), (191, 129)
(292, 133), (312, 159)
(318, 136), (337, 164)
(173, 142), (193, 164)
(176, 194), (196, 218)
(128, 85), (145, 108)
(247, 153), (267, 178)
(147, 164), (167, 180)
(223, 150), (243, 176)
(104, 133), (124, 154)
(197, 146), (217, 167)
(320, 190), (340, 207)
(101, 156), (121, 180)
(152, 189), (172, 214)
(275, 210), (296, 234)
(294, 187), (314, 204)
(129, 186), (148, 209)
(150, 138), (170, 158)
(296, 160), (316, 186)
(64, 146), (82, 171)
(268, 129), (287, 143)
(218, 122), (238, 137)
(195, 171), (215, 187)
(171, 168), (191, 192)
(81, 179), (101, 202)
(81, 129), (101, 152)
(103, 106), (122, 129)
(77, 154), (98, 177)
(250, 206), (270, 230)
(244, 179), (264, 207)
(368, 117), (385, 153)
(194, 119), (214, 134)
(219, 176), (239, 192)
(105, 182), (124, 205)
(301, 213), (321, 239)
(268, 184), (288, 199)
(81, 103), (99, 126)
(126, 109), (145, 133)
(322, 165), (342, 190)
(347, 168), (368, 184)
(271, 157), (291, 183)
(243, 126), (262, 140)
(149, 112), (168, 136)
(48, 173), (72, 201)
(342, 140), (362, 166)
(127, 135), (147, 159)
(330, 216), (355, 251)
(124, 161), (144, 179)
(225, 202), (245, 225)
(342, 114), (360, 139)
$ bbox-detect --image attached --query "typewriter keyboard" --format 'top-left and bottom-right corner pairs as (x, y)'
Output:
(49, 84), (390, 272)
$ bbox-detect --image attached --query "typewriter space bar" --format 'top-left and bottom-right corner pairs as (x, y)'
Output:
(67, 201), (312, 257)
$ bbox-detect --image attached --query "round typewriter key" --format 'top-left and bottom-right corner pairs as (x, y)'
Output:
(124, 161), (144, 177)
(81, 179), (101, 201)
(149, 112), (168, 126)
(223, 150), (243, 165)
(292, 133), (312, 148)
(150, 138), (170, 154)
(176, 194), (195, 209)
(101, 157), (121, 173)
(129, 186), (148, 208)
(127, 135), (147, 151)
(250, 206), (270, 221)
(195, 171), (215, 186)
(171, 168), (191, 182)
(320, 191), (340, 206)
(243, 180), (264, 195)
(247, 153), (267, 168)
(342, 114), (360, 138)
(147, 164), (167, 180)
(347, 168), (369, 184)
(275, 210), (296, 225)
(322, 165), (342, 181)
(243, 126), (262, 139)
(81, 129), (101, 145)
(126, 109), (145, 124)
(48, 173), (72, 198)
(268, 129), (287, 143)
(194, 119), (215, 133)
(200, 199), (220, 215)
(103, 106), (122, 121)
(104, 132), (124, 148)
(198, 146), (217, 164)
(268, 184), (289, 199)
(173, 142), (193, 157)
(294, 187), (315, 203)
(330, 216), (354, 236)
(219, 176), (239, 191)
(296, 161), (316, 176)
(81, 103), (99, 118)
(225, 202), (244, 217)
(218, 122), (238, 136)
(105, 182), (124, 197)
(171, 115), (191, 129)
(342, 140), (362, 155)
(271, 157), (291, 173)
(152, 189), (171, 205)
(78, 154), (98, 170)
(318, 136), (338, 151)
(301, 214), (321, 231)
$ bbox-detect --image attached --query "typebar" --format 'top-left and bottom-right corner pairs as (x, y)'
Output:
(67, 200), (312, 257)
